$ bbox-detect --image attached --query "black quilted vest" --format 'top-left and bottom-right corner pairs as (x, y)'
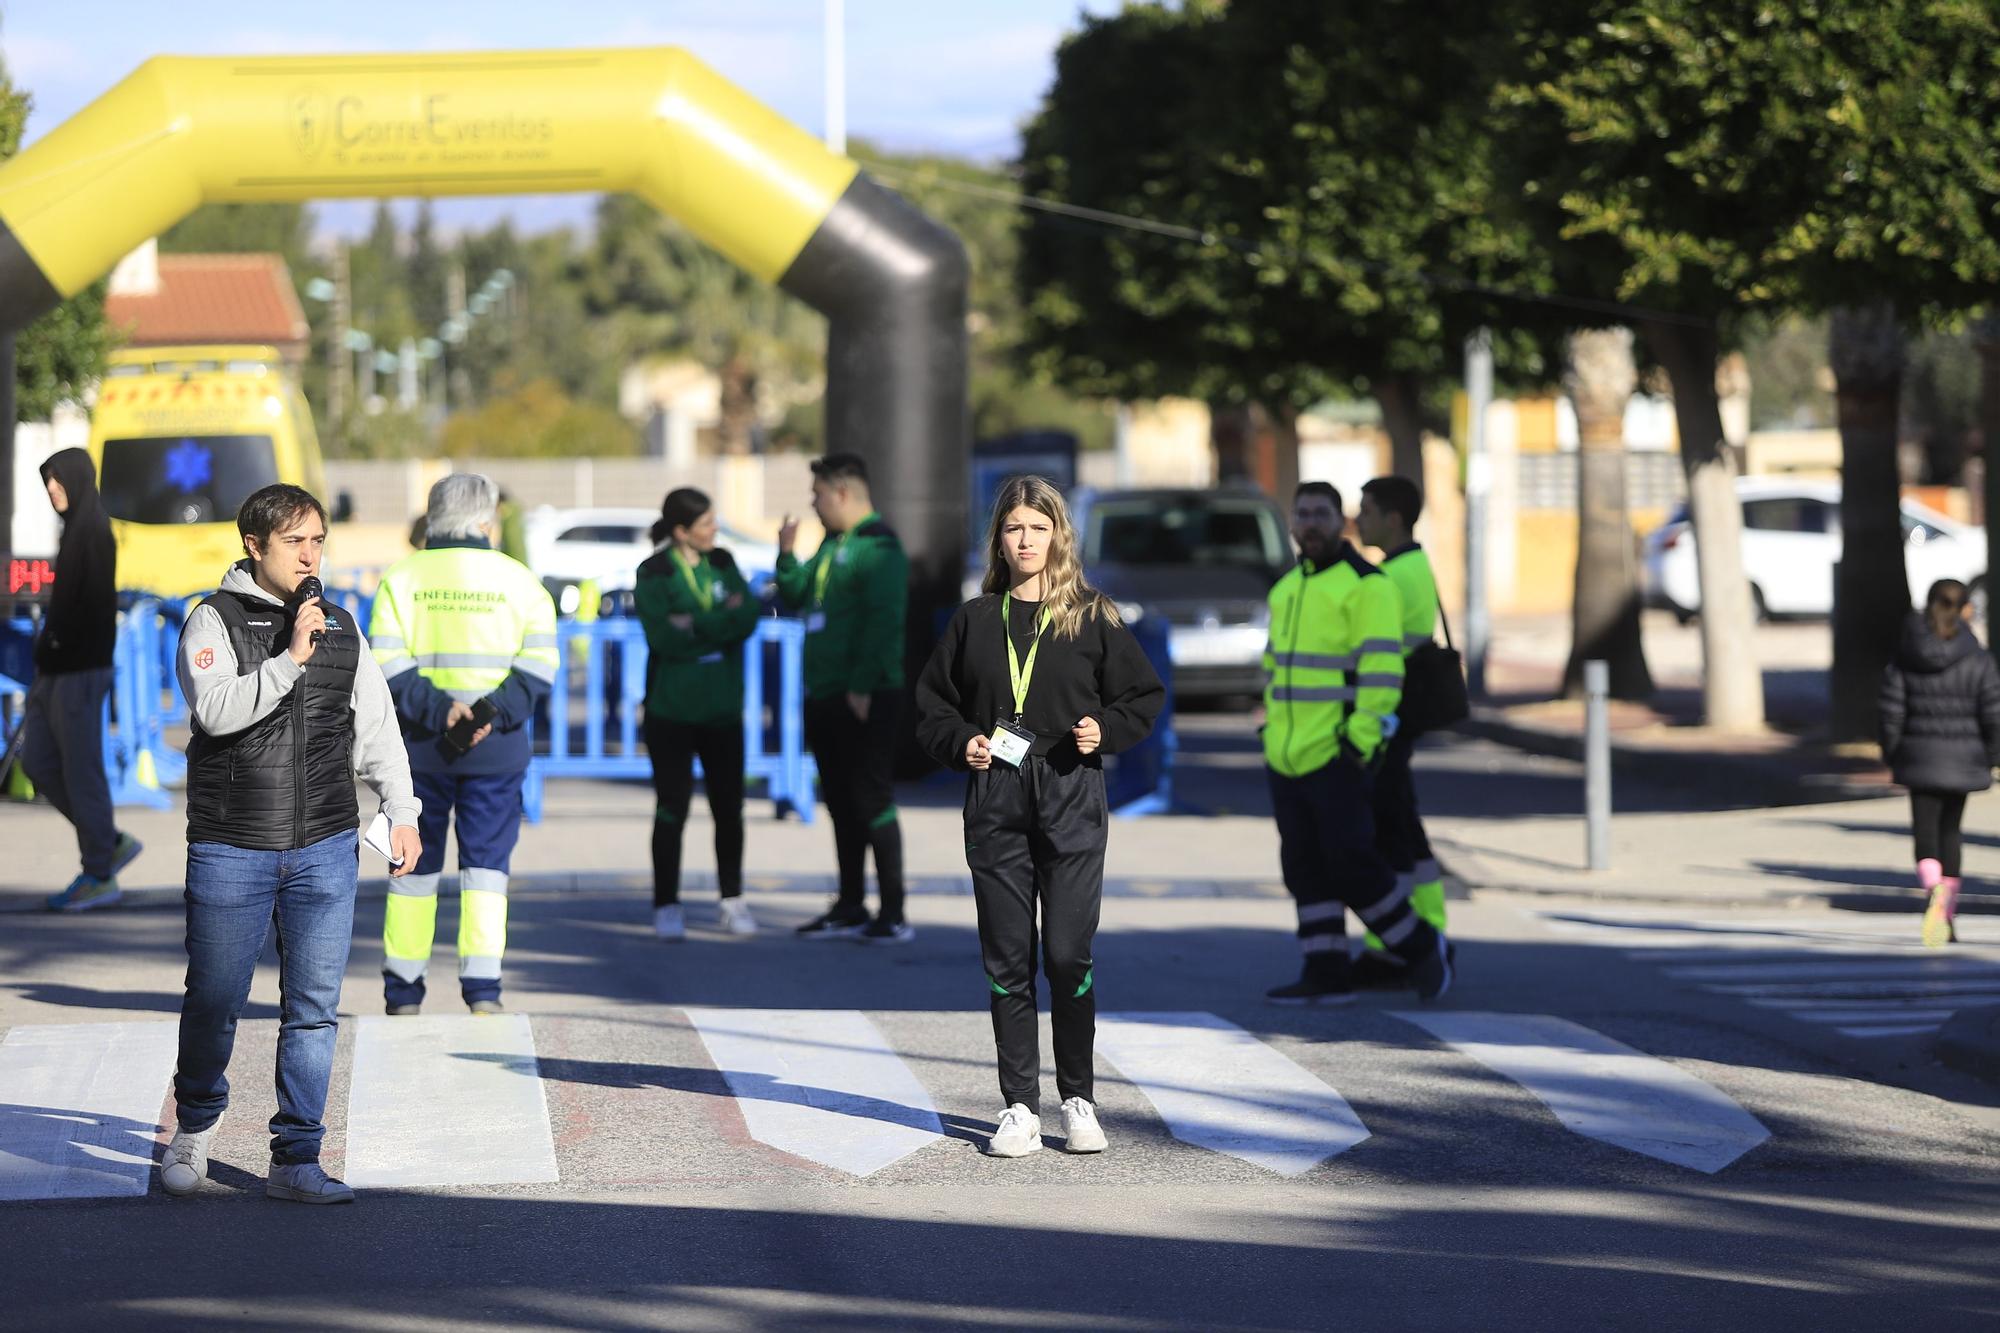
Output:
(184, 588), (360, 850)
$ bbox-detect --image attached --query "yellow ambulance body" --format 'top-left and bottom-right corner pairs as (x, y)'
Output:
(88, 345), (332, 597)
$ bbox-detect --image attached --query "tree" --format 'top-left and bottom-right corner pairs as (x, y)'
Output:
(1828, 303), (1910, 736)
(440, 379), (638, 458)
(583, 194), (823, 454)
(1017, 2), (1550, 493)
(1563, 328), (1653, 696)
(1501, 0), (2000, 737)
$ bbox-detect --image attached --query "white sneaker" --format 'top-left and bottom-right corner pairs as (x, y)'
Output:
(719, 897), (757, 936)
(1060, 1097), (1108, 1154)
(160, 1114), (223, 1197)
(654, 905), (686, 941)
(986, 1103), (1043, 1158)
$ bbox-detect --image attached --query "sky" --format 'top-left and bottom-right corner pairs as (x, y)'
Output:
(0, 0), (1121, 238)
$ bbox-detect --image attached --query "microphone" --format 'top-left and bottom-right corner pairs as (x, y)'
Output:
(293, 575), (325, 645)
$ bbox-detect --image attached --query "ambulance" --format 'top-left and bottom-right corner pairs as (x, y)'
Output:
(87, 345), (344, 596)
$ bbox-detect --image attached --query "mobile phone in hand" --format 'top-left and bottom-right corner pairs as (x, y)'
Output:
(441, 697), (498, 754)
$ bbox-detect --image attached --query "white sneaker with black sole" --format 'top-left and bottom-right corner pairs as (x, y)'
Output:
(987, 1103), (1043, 1158)
(160, 1114), (223, 1197)
(1060, 1097), (1107, 1153)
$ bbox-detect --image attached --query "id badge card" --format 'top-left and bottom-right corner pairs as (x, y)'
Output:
(805, 611), (827, 633)
(989, 717), (1035, 768)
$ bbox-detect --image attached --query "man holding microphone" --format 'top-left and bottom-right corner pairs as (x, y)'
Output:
(162, 484), (421, 1204)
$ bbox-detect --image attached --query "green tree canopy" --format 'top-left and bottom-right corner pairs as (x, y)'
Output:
(1016, 0), (1554, 483)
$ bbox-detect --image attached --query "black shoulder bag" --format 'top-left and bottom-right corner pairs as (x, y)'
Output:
(1398, 599), (1470, 737)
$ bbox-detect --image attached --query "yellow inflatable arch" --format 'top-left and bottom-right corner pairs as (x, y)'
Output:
(0, 47), (968, 583)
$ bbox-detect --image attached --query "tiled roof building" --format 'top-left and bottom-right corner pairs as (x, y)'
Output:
(105, 241), (310, 363)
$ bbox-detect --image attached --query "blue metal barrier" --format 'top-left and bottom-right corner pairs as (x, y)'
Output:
(1, 604), (184, 808)
(523, 615), (816, 824)
(1106, 606), (1176, 817)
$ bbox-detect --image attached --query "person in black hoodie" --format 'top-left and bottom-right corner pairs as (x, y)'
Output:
(917, 475), (1165, 1159)
(1879, 578), (2000, 947)
(23, 448), (141, 910)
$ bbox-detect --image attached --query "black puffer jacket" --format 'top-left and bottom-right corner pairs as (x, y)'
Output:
(1879, 614), (2000, 793)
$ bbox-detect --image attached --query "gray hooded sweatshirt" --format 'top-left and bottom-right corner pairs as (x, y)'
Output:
(176, 562), (420, 829)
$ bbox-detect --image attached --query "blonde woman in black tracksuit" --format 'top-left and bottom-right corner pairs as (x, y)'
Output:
(917, 475), (1165, 1159)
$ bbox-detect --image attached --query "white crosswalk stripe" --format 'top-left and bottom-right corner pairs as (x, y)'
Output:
(1527, 906), (2000, 1040)
(1393, 1011), (1769, 1173)
(0, 1007), (1781, 1199)
(0, 1021), (178, 1200)
(344, 1014), (559, 1188)
(684, 1008), (944, 1176)
(1097, 1012), (1370, 1176)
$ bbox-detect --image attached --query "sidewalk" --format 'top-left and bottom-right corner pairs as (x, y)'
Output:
(0, 775), (1295, 913)
(1469, 610), (1894, 810)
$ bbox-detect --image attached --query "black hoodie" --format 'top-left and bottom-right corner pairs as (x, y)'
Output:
(1878, 612), (2000, 793)
(34, 447), (117, 674)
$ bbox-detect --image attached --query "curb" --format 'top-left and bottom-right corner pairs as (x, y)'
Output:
(0, 869), (1335, 915)
(1454, 712), (1895, 809)
(1936, 1003), (2000, 1085)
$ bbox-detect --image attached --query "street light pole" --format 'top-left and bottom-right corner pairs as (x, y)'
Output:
(825, 0), (846, 154)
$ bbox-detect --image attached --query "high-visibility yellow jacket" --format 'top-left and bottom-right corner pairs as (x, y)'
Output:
(369, 538), (559, 774)
(1381, 543), (1440, 654)
(1263, 544), (1405, 777)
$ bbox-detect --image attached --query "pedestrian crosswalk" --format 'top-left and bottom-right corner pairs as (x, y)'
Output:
(1528, 906), (2000, 1039)
(0, 1007), (1779, 1203)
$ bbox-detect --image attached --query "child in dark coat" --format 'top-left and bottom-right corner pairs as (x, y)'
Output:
(1879, 579), (2000, 946)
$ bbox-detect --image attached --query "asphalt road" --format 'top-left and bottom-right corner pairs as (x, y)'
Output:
(2, 882), (1996, 1331)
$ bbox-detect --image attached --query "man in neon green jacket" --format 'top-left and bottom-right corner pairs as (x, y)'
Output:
(1262, 481), (1452, 1006)
(1352, 474), (1451, 986)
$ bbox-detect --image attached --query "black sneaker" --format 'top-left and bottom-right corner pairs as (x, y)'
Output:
(796, 903), (870, 939)
(1351, 949), (1411, 990)
(1265, 960), (1355, 1006)
(1411, 934), (1455, 1002)
(859, 918), (915, 945)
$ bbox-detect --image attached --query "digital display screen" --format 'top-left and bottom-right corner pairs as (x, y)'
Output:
(4, 556), (57, 603)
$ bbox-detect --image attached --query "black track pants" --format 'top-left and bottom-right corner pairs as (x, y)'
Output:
(965, 756), (1106, 1113)
(643, 716), (745, 908)
(1911, 789), (1968, 878)
(1371, 729), (1434, 877)
(1270, 760), (1439, 965)
(805, 691), (906, 921)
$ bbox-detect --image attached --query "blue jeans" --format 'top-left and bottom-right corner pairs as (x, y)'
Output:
(175, 829), (358, 1164)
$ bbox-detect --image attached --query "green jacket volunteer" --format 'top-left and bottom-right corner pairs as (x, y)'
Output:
(635, 486), (762, 940)
(369, 473), (558, 1015)
(1262, 480), (1452, 1006)
(772, 452), (913, 942)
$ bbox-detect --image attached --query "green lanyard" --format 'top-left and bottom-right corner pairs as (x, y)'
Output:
(672, 549), (712, 611)
(812, 513), (875, 607)
(1002, 592), (1049, 721)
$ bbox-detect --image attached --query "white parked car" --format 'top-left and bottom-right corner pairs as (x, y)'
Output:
(522, 505), (779, 616)
(1643, 478), (1986, 621)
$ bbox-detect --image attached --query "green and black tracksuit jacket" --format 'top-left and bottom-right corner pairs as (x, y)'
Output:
(634, 547), (761, 727)
(772, 513), (909, 700)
